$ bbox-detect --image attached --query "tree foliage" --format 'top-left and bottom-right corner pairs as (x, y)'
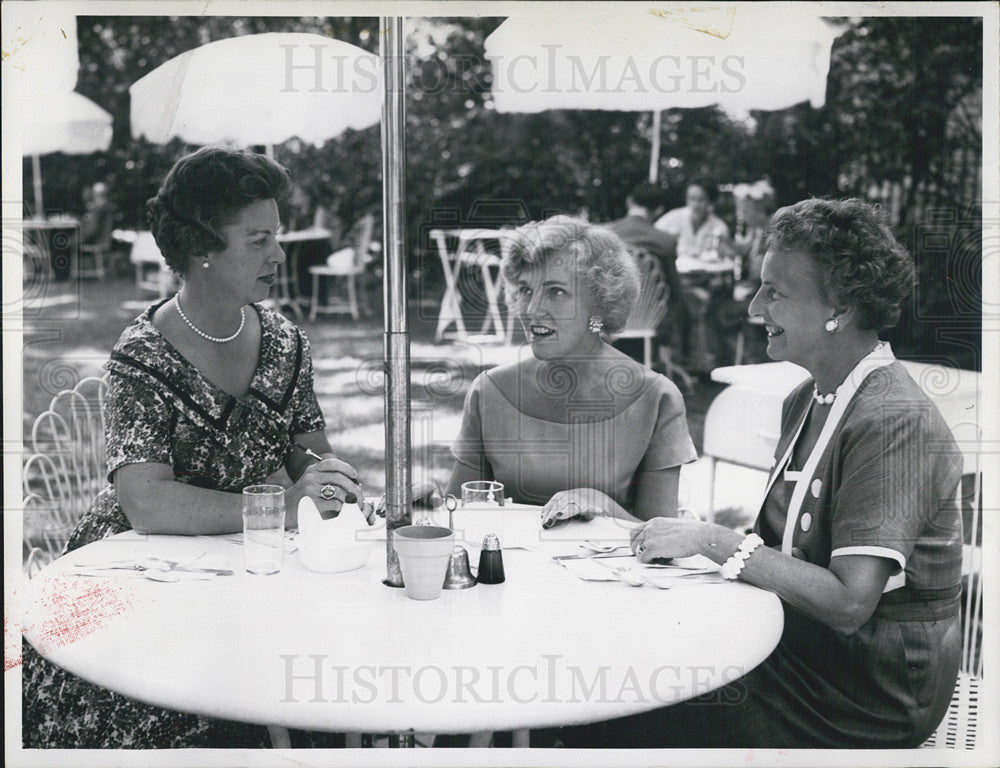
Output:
(24, 14), (983, 366)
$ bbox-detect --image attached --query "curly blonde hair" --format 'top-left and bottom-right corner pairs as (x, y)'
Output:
(501, 216), (640, 335)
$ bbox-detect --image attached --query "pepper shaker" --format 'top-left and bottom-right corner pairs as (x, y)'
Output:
(476, 533), (505, 584)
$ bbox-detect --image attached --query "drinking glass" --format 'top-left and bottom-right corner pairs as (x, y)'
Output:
(242, 484), (285, 575)
(460, 480), (505, 507)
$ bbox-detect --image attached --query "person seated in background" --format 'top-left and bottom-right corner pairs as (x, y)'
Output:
(80, 182), (114, 245)
(654, 178), (732, 260)
(721, 179), (778, 364)
(654, 179), (734, 373)
(604, 181), (686, 372)
(447, 215), (697, 526)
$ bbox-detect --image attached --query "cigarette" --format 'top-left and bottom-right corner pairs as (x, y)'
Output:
(293, 442), (359, 485)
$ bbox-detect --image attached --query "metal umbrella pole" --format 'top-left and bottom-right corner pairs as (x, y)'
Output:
(380, 16), (411, 590)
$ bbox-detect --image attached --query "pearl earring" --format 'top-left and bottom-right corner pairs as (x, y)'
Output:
(202, 260), (210, 269)
(824, 317), (839, 333)
(589, 316), (604, 334)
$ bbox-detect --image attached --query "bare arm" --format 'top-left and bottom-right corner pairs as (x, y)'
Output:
(117, 430), (360, 535)
(633, 520), (895, 634)
(115, 462), (246, 535)
(633, 466), (680, 521)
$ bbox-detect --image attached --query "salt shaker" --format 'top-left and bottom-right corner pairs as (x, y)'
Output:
(476, 533), (505, 584)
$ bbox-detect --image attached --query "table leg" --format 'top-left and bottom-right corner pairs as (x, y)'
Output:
(432, 232), (467, 342)
(479, 261), (506, 340)
(434, 272), (466, 342)
(345, 732), (363, 748)
(389, 730), (416, 748)
(469, 731), (493, 748)
(276, 243), (305, 321)
(267, 725), (291, 748)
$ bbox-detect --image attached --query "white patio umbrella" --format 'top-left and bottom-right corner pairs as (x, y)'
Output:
(484, 3), (842, 180)
(129, 32), (380, 148)
(4, 9), (113, 214)
(22, 91), (113, 214)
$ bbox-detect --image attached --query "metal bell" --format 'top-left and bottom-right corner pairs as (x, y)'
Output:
(442, 545), (477, 589)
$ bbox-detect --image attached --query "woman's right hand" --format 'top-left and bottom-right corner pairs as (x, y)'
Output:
(285, 455), (362, 524)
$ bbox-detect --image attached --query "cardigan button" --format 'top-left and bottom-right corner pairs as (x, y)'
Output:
(791, 547), (806, 560)
(811, 479), (822, 498)
(800, 512), (813, 532)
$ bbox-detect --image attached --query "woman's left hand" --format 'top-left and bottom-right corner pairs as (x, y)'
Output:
(540, 488), (614, 529)
(629, 516), (715, 562)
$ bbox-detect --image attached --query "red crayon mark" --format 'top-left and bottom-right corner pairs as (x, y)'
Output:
(5, 603), (22, 671)
(20, 575), (141, 659)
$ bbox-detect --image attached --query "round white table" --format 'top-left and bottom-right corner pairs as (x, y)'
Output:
(21, 521), (783, 735)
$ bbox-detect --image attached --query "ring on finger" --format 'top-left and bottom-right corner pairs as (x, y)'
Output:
(319, 484), (337, 501)
(561, 501), (580, 518)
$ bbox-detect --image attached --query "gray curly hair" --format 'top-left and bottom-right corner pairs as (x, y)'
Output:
(501, 216), (640, 336)
(766, 198), (915, 331)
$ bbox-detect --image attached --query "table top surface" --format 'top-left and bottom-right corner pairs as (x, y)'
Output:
(22, 513), (783, 734)
(429, 227), (512, 239)
(710, 360), (982, 446)
(277, 227), (334, 243)
(676, 255), (737, 274)
(712, 359), (981, 395)
(21, 218), (80, 230)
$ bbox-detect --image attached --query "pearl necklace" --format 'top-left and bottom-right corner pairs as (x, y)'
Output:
(812, 386), (836, 406)
(812, 341), (886, 406)
(173, 294), (246, 343)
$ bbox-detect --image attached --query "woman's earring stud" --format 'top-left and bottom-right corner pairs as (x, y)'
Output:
(202, 260), (210, 269)
(824, 317), (839, 333)
(589, 316), (604, 334)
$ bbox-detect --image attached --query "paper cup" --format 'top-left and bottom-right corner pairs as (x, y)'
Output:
(393, 525), (455, 600)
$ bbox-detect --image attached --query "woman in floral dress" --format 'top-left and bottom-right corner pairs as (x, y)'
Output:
(24, 147), (360, 748)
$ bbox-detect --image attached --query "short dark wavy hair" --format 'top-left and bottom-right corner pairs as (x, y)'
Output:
(501, 216), (640, 336)
(766, 198), (915, 331)
(146, 147), (291, 275)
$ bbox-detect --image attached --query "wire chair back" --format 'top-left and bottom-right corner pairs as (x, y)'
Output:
(22, 374), (108, 574)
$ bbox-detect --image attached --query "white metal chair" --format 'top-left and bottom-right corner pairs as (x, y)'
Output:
(701, 384), (785, 520)
(22, 374), (109, 575)
(617, 249), (668, 368)
(733, 314), (766, 366)
(130, 231), (177, 298)
(922, 420), (983, 750)
(430, 228), (514, 344)
(74, 205), (115, 280)
(308, 213), (375, 321)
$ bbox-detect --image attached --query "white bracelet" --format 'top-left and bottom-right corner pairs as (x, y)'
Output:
(719, 533), (764, 580)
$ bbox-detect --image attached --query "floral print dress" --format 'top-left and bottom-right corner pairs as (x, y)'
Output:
(23, 299), (338, 748)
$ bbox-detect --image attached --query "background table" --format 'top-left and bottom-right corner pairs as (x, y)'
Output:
(430, 228), (514, 344)
(22, 521), (783, 736)
(711, 359), (982, 432)
(675, 255), (737, 275)
(21, 218), (80, 282)
(276, 228), (334, 320)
